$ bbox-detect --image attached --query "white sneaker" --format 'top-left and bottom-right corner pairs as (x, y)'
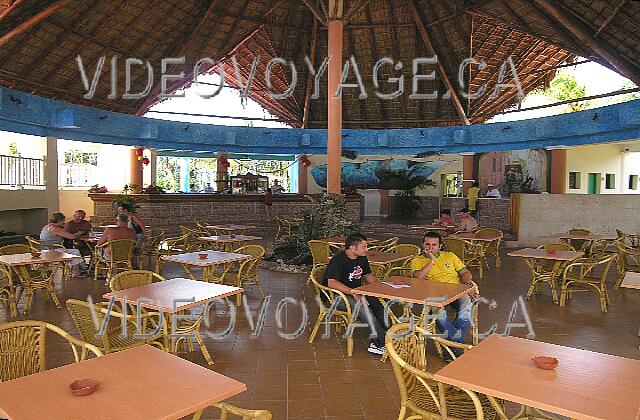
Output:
(368, 343), (385, 355)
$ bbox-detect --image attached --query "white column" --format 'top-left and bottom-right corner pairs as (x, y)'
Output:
(45, 136), (59, 213)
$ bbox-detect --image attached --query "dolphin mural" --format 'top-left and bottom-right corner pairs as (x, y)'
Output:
(311, 159), (445, 190)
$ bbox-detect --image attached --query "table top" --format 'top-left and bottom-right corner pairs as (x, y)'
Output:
(0, 345), (246, 420)
(449, 232), (501, 241)
(507, 248), (584, 261)
(161, 250), (251, 266)
(206, 224), (256, 231)
(319, 236), (380, 246)
(197, 235), (262, 243)
(351, 276), (471, 306)
(433, 334), (640, 420)
(552, 233), (617, 241)
(103, 277), (243, 312)
(621, 271), (640, 290)
(0, 251), (82, 267)
(367, 251), (413, 264)
(409, 224), (453, 230)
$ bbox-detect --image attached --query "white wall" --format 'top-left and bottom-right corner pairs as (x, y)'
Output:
(516, 193), (640, 246)
(566, 142), (640, 194)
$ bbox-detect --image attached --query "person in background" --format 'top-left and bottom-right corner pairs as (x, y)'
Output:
(456, 208), (479, 232)
(486, 184), (502, 198)
(203, 182), (215, 193)
(116, 205), (146, 268)
(39, 212), (85, 277)
(97, 214), (137, 257)
(410, 232), (477, 352)
(64, 210), (93, 256)
(433, 209), (455, 228)
(189, 184), (199, 193)
(271, 179), (285, 194)
(264, 187), (273, 220)
(466, 181), (480, 215)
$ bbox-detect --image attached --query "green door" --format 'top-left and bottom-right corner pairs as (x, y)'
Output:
(587, 173), (600, 194)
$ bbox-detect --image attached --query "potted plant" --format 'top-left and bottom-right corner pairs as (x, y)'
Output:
(142, 184), (166, 194)
(391, 173), (436, 219)
(88, 184), (108, 193)
(112, 195), (140, 213)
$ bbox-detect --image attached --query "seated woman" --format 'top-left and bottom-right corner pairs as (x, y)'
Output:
(39, 212), (86, 277)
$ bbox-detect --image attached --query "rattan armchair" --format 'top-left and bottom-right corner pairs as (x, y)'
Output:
(210, 245), (265, 306)
(275, 215), (299, 239)
(66, 298), (166, 354)
(562, 229), (594, 254)
(475, 227), (503, 268)
(523, 243), (575, 304)
(109, 269), (165, 290)
(385, 323), (502, 420)
(25, 236), (72, 280)
(308, 240), (331, 269)
(560, 252), (617, 312)
(156, 233), (190, 273)
(443, 237), (485, 278)
(388, 243), (421, 258)
(308, 265), (355, 356)
(94, 239), (136, 281)
(140, 228), (165, 270)
(616, 229), (639, 248)
(614, 241), (640, 289)
(180, 226), (209, 252)
(0, 320), (103, 382)
(192, 403), (272, 420)
(369, 236), (399, 252)
(0, 263), (17, 317)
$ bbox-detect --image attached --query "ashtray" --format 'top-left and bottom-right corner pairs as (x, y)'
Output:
(546, 249), (558, 255)
(198, 253), (208, 260)
(532, 356), (558, 370)
(70, 379), (99, 396)
(30, 252), (42, 258)
(392, 279), (407, 286)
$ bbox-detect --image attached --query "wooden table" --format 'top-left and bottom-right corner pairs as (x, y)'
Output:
(450, 232), (501, 242)
(434, 334), (640, 420)
(409, 224), (453, 231)
(206, 224), (256, 233)
(367, 251), (413, 265)
(161, 250), (250, 282)
(197, 235), (262, 252)
(0, 251), (82, 316)
(319, 236), (380, 246)
(507, 248), (583, 261)
(351, 276), (471, 306)
(552, 233), (617, 241)
(0, 345), (246, 420)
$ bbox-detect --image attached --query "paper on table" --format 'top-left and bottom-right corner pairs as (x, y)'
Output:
(382, 281), (411, 289)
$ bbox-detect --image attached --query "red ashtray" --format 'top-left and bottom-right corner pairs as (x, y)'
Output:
(30, 252), (42, 258)
(392, 280), (407, 286)
(546, 249), (558, 255)
(532, 356), (558, 370)
(198, 253), (208, 260)
(70, 379), (99, 396)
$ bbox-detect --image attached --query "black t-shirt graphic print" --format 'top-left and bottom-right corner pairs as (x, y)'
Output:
(324, 251), (371, 288)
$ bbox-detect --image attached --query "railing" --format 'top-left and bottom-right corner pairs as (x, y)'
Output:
(59, 163), (100, 187)
(0, 154), (45, 187)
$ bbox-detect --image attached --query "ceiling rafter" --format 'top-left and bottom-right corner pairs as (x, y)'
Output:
(301, 0), (327, 25)
(0, 0), (73, 47)
(594, 0), (627, 38)
(302, 2), (320, 128)
(0, 0), (26, 20)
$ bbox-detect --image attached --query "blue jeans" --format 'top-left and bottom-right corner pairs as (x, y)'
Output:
(435, 293), (473, 344)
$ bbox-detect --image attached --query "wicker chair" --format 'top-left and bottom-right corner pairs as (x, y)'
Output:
(109, 269), (165, 291)
(140, 228), (165, 270)
(475, 228), (503, 268)
(385, 323), (501, 420)
(388, 243), (421, 258)
(156, 233), (190, 273)
(443, 237), (485, 278)
(275, 215), (299, 239)
(192, 403), (272, 420)
(211, 245), (265, 306)
(307, 265), (355, 356)
(523, 243), (576, 304)
(616, 229), (639, 248)
(562, 229), (594, 254)
(614, 241), (640, 289)
(560, 253), (617, 312)
(94, 239), (136, 281)
(66, 299), (166, 354)
(179, 226), (209, 252)
(0, 263), (17, 317)
(25, 236), (72, 280)
(369, 236), (399, 252)
(0, 320), (103, 382)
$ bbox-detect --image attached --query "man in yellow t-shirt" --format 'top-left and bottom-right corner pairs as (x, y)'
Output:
(410, 231), (477, 345)
(467, 181), (480, 213)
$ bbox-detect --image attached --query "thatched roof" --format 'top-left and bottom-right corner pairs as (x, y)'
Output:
(0, 0), (638, 129)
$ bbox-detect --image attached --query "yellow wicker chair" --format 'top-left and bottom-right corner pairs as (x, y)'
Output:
(94, 239), (136, 281)
(156, 233), (190, 273)
(443, 237), (485, 278)
(369, 236), (399, 252)
(308, 240), (331, 269)
(0, 320), (103, 382)
(560, 253), (617, 312)
(0, 263), (18, 317)
(275, 215), (299, 239)
(140, 228), (165, 270)
(211, 245), (265, 306)
(614, 241), (640, 289)
(307, 265), (355, 356)
(25, 235), (67, 252)
(385, 323), (502, 420)
(562, 229), (593, 254)
(475, 227), (503, 268)
(109, 269), (165, 291)
(616, 229), (639, 248)
(522, 243), (576, 304)
(388, 243), (421, 258)
(180, 226), (209, 251)
(66, 299), (166, 354)
(193, 403), (272, 420)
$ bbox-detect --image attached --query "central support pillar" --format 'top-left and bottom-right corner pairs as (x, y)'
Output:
(549, 148), (567, 194)
(129, 147), (144, 193)
(327, 1), (343, 194)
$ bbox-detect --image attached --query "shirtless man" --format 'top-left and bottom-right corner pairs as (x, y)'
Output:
(456, 208), (479, 232)
(97, 214), (136, 251)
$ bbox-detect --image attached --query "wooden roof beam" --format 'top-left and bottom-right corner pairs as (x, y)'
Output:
(533, 0), (640, 86)
(594, 0), (627, 38)
(301, 0), (327, 25)
(0, 0), (27, 20)
(406, 0), (470, 125)
(302, 12), (319, 128)
(0, 0), (73, 47)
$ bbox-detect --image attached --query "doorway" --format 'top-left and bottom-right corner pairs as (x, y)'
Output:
(587, 173), (601, 194)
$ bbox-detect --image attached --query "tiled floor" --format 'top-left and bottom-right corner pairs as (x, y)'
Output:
(1, 234), (639, 419)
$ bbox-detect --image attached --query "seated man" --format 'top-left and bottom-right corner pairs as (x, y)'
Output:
(97, 214), (136, 256)
(324, 233), (389, 355)
(433, 209), (455, 227)
(456, 207), (478, 232)
(64, 209), (93, 256)
(486, 184), (502, 198)
(411, 232), (478, 346)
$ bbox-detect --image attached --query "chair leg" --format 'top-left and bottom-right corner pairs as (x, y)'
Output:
(559, 285), (568, 307)
(613, 271), (625, 289)
(195, 329), (214, 365)
(549, 279), (559, 304)
(308, 312), (326, 344)
(495, 254), (501, 268)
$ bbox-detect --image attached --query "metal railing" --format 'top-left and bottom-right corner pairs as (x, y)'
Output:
(0, 154), (45, 187)
(59, 163), (99, 187)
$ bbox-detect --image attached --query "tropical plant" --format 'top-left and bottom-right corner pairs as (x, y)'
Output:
(391, 172), (436, 219)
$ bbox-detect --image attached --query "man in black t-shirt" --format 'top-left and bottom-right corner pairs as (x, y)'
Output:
(325, 233), (389, 355)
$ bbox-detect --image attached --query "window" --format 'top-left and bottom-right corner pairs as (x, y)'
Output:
(59, 150), (99, 187)
(630, 175), (638, 191)
(605, 174), (615, 189)
(568, 172), (581, 189)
